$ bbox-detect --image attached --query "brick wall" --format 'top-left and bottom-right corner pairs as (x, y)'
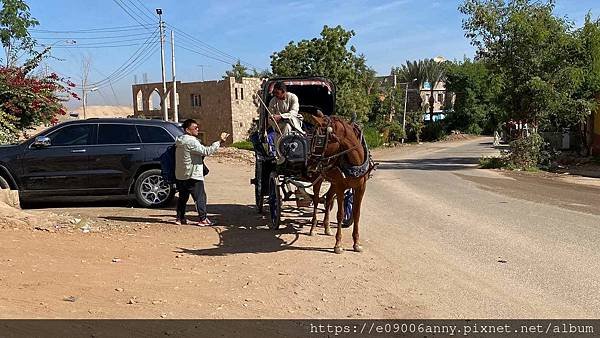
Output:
(230, 77), (261, 143)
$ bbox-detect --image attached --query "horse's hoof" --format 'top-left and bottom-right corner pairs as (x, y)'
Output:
(309, 231), (315, 236)
(334, 246), (344, 254)
(353, 245), (363, 253)
(325, 230), (333, 236)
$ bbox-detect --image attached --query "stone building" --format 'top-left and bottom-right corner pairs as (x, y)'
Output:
(131, 77), (262, 144)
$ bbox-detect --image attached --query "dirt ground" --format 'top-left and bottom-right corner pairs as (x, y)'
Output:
(3, 141), (598, 319)
(0, 147), (422, 319)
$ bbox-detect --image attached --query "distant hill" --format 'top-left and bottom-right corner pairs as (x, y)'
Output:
(69, 105), (133, 119)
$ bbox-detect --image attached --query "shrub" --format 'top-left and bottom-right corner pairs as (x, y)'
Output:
(506, 133), (544, 170)
(422, 121), (447, 141)
(364, 126), (383, 148)
(0, 109), (19, 144)
(231, 140), (254, 151)
(479, 156), (506, 169)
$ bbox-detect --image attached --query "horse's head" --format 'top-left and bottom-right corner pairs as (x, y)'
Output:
(308, 112), (364, 166)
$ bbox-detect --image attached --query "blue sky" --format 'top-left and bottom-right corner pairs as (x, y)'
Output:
(26, 0), (600, 107)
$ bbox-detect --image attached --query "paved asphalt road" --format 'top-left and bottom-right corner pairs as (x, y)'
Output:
(364, 137), (600, 318)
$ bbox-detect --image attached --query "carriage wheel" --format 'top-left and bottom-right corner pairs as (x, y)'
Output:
(254, 160), (264, 213)
(342, 189), (354, 228)
(268, 172), (282, 230)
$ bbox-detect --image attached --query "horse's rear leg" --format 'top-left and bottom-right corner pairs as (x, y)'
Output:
(352, 180), (366, 252)
(334, 186), (345, 254)
(323, 187), (335, 236)
(309, 180), (322, 236)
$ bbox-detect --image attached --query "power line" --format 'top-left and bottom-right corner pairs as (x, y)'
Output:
(112, 0), (155, 27)
(167, 23), (258, 70)
(31, 25), (152, 34)
(123, 0), (157, 23)
(177, 45), (235, 66)
(53, 42), (155, 49)
(33, 32), (155, 40)
(88, 31), (159, 88)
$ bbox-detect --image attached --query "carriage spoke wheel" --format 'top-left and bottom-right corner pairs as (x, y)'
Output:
(342, 189), (354, 228)
(254, 159), (264, 213)
(268, 172), (282, 230)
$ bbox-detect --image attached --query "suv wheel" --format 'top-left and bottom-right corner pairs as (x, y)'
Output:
(134, 169), (174, 208)
(0, 176), (11, 190)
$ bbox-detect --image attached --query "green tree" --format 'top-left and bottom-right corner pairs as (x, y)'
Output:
(0, 0), (39, 66)
(270, 25), (376, 121)
(423, 59), (448, 122)
(572, 14), (600, 154)
(223, 60), (251, 81)
(444, 58), (503, 134)
(460, 0), (583, 129)
(393, 60), (427, 111)
(460, 0), (592, 167)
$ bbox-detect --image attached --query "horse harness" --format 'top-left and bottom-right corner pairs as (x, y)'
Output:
(308, 116), (376, 179)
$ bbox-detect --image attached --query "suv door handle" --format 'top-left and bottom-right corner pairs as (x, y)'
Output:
(126, 147), (141, 151)
(71, 149), (86, 153)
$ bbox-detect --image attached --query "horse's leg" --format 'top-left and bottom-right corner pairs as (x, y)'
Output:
(309, 180), (322, 236)
(334, 185), (346, 254)
(352, 179), (367, 252)
(323, 186), (335, 236)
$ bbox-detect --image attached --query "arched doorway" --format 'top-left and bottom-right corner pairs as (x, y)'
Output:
(150, 89), (161, 110)
(136, 90), (143, 111)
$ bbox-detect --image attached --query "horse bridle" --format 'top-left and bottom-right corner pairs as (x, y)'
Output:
(308, 116), (362, 174)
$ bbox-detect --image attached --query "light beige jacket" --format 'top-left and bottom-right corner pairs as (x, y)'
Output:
(175, 134), (220, 181)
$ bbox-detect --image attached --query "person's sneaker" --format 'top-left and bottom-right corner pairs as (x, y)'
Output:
(174, 218), (187, 225)
(196, 218), (215, 226)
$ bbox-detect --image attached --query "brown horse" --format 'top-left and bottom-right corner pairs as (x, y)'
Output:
(306, 113), (375, 254)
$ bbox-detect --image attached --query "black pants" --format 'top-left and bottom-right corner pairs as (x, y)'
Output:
(176, 179), (207, 221)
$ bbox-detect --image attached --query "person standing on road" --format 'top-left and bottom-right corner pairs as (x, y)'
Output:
(175, 119), (229, 226)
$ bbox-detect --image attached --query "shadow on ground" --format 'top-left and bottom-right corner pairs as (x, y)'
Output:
(171, 203), (336, 256)
(377, 156), (481, 171)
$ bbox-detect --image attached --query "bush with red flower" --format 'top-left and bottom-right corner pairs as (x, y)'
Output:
(0, 62), (79, 143)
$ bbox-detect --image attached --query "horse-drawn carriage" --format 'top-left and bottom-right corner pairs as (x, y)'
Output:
(250, 77), (375, 253)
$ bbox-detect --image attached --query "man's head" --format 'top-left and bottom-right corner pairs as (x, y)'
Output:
(272, 81), (287, 100)
(182, 119), (199, 136)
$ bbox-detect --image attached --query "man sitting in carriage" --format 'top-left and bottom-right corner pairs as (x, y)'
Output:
(268, 81), (303, 137)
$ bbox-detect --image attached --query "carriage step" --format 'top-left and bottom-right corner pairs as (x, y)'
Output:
(250, 178), (257, 185)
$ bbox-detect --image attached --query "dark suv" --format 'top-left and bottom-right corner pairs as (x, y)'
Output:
(0, 118), (183, 208)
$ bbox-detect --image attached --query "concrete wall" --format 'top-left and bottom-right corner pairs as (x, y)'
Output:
(132, 77), (262, 145)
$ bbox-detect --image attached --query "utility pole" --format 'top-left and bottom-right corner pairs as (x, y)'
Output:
(402, 81), (408, 144)
(170, 30), (178, 123)
(81, 57), (91, 120)
(389, 73), (397, 123)
(197, 64), (207, 81)
(402, 78), (417, 144)
(157, 8), (168, 121)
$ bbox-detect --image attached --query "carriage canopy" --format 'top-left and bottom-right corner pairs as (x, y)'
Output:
(259, 77), (336, 134)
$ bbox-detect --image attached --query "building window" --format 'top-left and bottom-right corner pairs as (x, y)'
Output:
(241, 88), (244, 100)
(235, 88), (239, 100)
(191, 94), (201, 107)
(437, 93), (444, 103)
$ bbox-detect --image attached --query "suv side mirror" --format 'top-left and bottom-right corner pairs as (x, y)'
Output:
(33, 136), (51, 148)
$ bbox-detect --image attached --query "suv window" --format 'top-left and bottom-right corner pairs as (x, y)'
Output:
(136, 125), (174, 143)
(48, 124), (94, 146)
(98, 124), (140, 145)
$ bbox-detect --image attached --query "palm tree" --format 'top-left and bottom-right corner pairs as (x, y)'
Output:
(423, 58), (448, 122)
(393, 60), (426, 114)
(395, 59), (448, 122)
